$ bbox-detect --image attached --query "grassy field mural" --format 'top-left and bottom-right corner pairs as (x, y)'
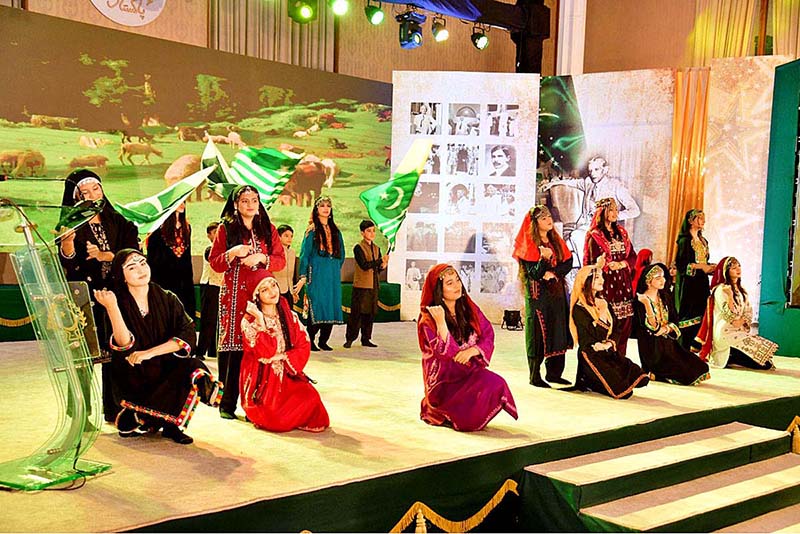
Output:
(0, 7), (392, 255)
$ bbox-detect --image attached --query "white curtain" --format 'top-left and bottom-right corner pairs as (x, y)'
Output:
(209, 0), (335, 72)
(773, 0), (800, 57)
(690, 0), (759, 66)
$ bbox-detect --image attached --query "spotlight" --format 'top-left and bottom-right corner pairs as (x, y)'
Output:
(364, 0), (384, 24)
(471, 24), (489, 50)
(289, 0), (317, 23)
(330, 0), (348, 16)
(396, 10), (426, 49)
(431, 16), (448, 42)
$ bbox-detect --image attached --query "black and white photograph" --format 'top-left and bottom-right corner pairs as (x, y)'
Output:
(452, 261), (476, 293)
(487, 104), (519, 137)
(445, 143), (480, 176)
(409, 181), (440, 214)
(485, 145), (516, 177)
(404, 259), (437, 291)
(446, 182), (475, 216)
(481, 223), (516, 257)
(423, 144), (442, 175)
(444, 221), (477, 254)
(447, 103), (481, 136)
(406, 221), (438, 252)
(480, 262), (514, 294)
(482, 184), (516, 217)
(410, 102), (441, 135)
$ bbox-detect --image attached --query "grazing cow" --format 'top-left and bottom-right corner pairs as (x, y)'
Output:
(283, 161), (327, 207)
(202, 130), (229, 144)
(0, 150), (24, 173)
(292, 130), (309, 138)
(30, 114), (78, 129)
(78, 136), (113, 149)
(306, 123), (320, 133)
(377, 109), (392, 122)
(13, 150), (46, 176)
(329, 122), (345, 129)
(119, 142), (163, 165)
(320, 158), (339, 188)
(329, 138), (347, 150)
(226, 131), (246, 149)
(175, 125), (206, 142)
(164, 154), (209, 202)
(319, 113), (337, 124)
(69, 154), (109, 169)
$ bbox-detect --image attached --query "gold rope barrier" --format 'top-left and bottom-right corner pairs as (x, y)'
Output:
(0, 315), (34, 328)
(786, 416), (800, 454)
(389, 479), (518, 533)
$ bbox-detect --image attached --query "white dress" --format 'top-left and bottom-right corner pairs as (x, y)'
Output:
(708, 285), (777, 368)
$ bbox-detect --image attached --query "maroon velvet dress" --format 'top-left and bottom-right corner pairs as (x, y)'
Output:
(418, 307), (518, 431)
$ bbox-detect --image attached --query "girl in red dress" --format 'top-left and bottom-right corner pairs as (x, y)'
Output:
(240, 271), (329, 432)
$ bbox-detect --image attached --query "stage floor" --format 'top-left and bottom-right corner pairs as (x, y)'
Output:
(2, 322), (799, 532)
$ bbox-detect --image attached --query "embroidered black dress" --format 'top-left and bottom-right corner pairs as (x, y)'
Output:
(675, 234), (711, 348)
(573, 304), (649, 399)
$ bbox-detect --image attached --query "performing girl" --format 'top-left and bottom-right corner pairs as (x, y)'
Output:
(583, 197), (637, 357)
(146, 202), (196, 327)
(240, 271), (329, 432)
(58, 168), (140, 421)
(296, 196), (345, 351)
(417, 264), (518, 431)
(95, 249), (222, 445)
(634, 263), (711, 385)
(674, 209), (715, 349)
(210, 185), (285, 420)
(696, 257), (777, 370)
(570, 261), (650, 399)
(512, 205), (572, 387)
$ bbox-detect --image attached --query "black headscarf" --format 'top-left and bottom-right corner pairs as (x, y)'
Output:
(677, 209), (704, 240)
(111, 248), (146, 293)
(219, 185), (273, 251)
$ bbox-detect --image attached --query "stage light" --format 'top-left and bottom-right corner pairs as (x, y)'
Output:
(289, 0), (317, 23)
(396, 10), (426, 49)
(431, 16), (448, 42)
(364, 0), (384, 24)
(471, 24), (489, 50)
(330, 0), (348, 16)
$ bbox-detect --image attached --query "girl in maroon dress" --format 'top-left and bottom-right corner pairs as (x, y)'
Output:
(210, 185), (285, 420)
(417, 264), (518, 431)
(240, 271), (329, 432)
(583, 197), (637, 357)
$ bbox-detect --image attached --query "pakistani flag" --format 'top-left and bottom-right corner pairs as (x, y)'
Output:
(201, 140), (302, 209)
(359, 139), (432, 252)
(113, 166), (215, 235)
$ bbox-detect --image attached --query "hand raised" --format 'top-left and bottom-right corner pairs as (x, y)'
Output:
(93, 289), (117, 309)
(426, 305), (446, 325)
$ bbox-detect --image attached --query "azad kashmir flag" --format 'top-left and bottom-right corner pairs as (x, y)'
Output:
(359, 139), (432, 252)
(201, 139), (302, 209)
(113, 166), (215, 235)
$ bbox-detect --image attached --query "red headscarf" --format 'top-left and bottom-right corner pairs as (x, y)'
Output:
(512, 206), (571, 263)
(244, 270), (294, 324)
(584, 198), (632, 263)
(417, 264), (482, 349)
(694, 256), (734, 360)
(631, 249), (653, 292)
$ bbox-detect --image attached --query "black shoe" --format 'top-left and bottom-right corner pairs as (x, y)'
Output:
(531, 378), (552, 389)
(319, 342), (333, 351)
(162, 425), (194, 445)
(546, 376), (571, 386)
(361, 340), (378, 348)
(220, 410), (237, 420)
(310, 342), (320, 352)
(343, 341), (353, 348)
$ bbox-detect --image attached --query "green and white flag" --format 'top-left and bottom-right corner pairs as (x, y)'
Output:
(359, 140), (432, 252)
(113, 166), (215, 235)
(201, 140), (302, 209)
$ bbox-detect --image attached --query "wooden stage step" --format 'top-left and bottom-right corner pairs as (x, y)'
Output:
(716, 502), (800, 533)
(525, 422), (790, 509)
(581, 453), (800, 532)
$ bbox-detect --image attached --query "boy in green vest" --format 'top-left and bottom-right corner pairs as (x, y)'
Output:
(344, 220), (388, 348)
